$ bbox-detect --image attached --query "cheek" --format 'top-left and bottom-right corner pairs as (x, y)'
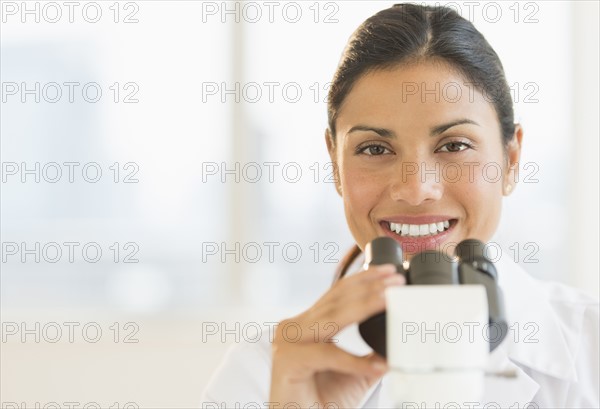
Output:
(452, 162), (504, 240)
(340, 164), (384, 243)
(341, 165), (379, 213)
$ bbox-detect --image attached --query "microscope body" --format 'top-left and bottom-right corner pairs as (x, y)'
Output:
(386, 284), (488, 405)
(358, 238), (508, 406)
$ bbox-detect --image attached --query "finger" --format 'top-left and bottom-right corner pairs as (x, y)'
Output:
(272, 342), (388, 381)
(318, 347), (388, 378)
(289, 272), (404, 342)
(322, 263), (403, 311)
(337, 263), (398, 285)
(316, 269), (405, 328)
(329, 273), (405, 328)
(332, 264), (404, 301)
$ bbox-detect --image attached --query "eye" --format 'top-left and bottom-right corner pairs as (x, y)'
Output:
(356, 143), (393, 156)
(436, 141), (473, 153)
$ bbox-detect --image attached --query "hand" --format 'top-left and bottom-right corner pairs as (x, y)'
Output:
(269, 264), (406, 407)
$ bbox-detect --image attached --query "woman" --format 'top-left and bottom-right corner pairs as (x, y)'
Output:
(202, 4), (599, 408)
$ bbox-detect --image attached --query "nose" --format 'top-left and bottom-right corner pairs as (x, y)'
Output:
(389, 160), (443, 206)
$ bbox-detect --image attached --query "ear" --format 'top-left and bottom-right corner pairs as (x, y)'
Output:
(325, 129), (342, 197)
(503, 124), (523, 196)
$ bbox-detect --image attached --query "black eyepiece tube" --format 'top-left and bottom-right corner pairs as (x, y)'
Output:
(456, 238), (485, 261)
(455, 239), (507, 351)
(409, 250), (458, 285)
(358, 237), (404, 357)
(364, 236), (405, 273)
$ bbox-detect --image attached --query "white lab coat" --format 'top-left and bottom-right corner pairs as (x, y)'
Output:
(201, 252), (599, 408)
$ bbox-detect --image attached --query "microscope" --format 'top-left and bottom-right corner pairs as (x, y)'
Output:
(359, 237), (508, 406)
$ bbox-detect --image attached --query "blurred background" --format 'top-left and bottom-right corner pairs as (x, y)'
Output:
(1, 1), (598, 407)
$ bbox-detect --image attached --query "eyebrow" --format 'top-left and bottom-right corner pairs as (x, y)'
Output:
(430, 119), (479, 136)
(346, 118), (479, 138)
(346, 125), (395, 138)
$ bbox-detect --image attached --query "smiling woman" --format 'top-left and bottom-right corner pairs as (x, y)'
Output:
(201, 3), (598, 408)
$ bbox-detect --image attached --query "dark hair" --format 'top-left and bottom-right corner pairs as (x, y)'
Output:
(327, 3), (515, 146)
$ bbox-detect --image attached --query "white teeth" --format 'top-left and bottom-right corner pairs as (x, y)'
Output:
(401, 224), (409, 235)
(409, 225), (419, 236)
(388, 220), (452, 237)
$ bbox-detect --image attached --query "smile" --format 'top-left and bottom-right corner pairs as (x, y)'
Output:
(379, 217), (458, 252)
(388, 220), (451, 237)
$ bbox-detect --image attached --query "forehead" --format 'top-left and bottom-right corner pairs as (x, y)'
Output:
(336, 60), (500, 135)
